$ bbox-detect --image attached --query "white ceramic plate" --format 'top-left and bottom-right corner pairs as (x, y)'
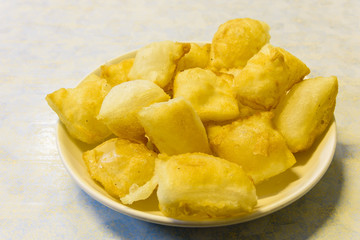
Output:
(56, 46), (337, 228)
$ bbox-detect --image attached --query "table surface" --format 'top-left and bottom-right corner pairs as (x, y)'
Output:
(1, 0), (359, 239)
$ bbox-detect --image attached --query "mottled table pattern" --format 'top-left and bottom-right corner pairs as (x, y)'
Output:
(1, 0), (359, 239)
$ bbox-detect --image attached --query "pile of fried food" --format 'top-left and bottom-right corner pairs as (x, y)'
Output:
(46, 18), (338, 220)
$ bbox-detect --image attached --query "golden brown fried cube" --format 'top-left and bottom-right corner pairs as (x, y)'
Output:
(156, 153), (257, 219)
(83, 138), (158, 204)
(273, 76), (338, 153)
(210, 18), (270, 70)
(128, 41), (190, 89)
(137, 97), (211, 155)
(173, 68), (239, 122)
(235, 44), (310, 110)
(97, 80), (170, 142)
(176, 43), (211, 72)
(46, 74), (111, 144)
(207, 112), (296, 184)
(100, 58), (134, 87)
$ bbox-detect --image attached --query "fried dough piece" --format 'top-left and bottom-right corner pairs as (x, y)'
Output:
(235, 44), (310, 110)
(224, 67), (242, 79)
(176, 43), (211, 72)
(273, 76), (338, 153)
(137, 97), (211, 155)
(173, 68), (239, 122)
(100, 58), (134, 87)
(83, 138), (157, 204)
(128, 41), (190, 89)
(210, 18), (270, 70)
(98, 80), (170, 142)
(207, 112), (296, 184)
(156, 153), (257, 219)
(46, 74), (111, 144)
(238, 101), (263, 119)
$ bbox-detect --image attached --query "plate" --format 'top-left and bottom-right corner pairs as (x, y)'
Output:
(56, 46), (337, 227)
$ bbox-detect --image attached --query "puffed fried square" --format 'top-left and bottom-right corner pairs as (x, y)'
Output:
(156, 153), (257, 219)
(97, 80), (170, 143)
(210, 18), (270, 70)
(128, 41), (190, 89)
(100, 58), (134, 87)
(83, 138), (158, 204)
(207, 112), (296, 184)
(46, 74), (111, 144)
(235, 44), (310, 110)
(173, 68), (239, 122)
(273, 76), (338, 153)
(137, 97), (211, 155)
(176, 43), (211, 72)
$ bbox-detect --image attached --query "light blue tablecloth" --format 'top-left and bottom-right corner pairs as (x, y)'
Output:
(1, 0), (359, 239)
